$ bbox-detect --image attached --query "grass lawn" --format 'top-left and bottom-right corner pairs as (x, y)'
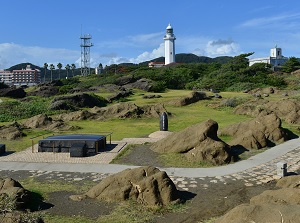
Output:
(2, 89), (299, 152)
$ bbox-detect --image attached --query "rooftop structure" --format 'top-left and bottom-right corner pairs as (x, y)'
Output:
(249, 46), (288, 67)
(0, 64), (41, 86)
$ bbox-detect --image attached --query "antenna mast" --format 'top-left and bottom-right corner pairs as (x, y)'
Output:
(80, 34), (93, 76)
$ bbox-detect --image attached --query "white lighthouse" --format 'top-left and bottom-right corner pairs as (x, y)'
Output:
(164, 23), (176, 65)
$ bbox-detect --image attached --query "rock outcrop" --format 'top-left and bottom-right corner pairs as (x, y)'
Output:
(220, 114), (288, 150)
(168, 91), (208, 106)
(123, 78), (153, 92)
(0, 122), (24, 140)
(216, 175), (300, 223)
(0, 87), (26, 99)
(0, 178), (31, 210)
(54, 102), (168, 121)
(235, 98), (300, 125)
(50, 93), (107, 111)
(22, 114), (79, 131)
(150, 119), (231, 165)
(70, 166), (180, 206)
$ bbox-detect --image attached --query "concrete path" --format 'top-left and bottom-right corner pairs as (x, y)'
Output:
(0, 137), (300, 178)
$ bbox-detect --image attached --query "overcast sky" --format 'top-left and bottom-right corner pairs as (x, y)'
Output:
(1, 0), (300, 69)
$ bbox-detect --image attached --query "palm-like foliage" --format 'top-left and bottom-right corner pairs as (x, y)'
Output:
(49, 64), (55, 82)
(65, 64), (70, 79)
(71, 63), (76, 77)
(43, 63), (48, 83)
(57, 63), (62, 79)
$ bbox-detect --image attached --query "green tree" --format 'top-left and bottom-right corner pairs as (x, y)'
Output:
(65, 64), (70, 79)
(282, 57), (300, 73)
(57, 63), (62, 79)
(49, 64), (55, 82)
(43, 63), (48, 83)
(71, 63), (76, 77)
(224, 52), (254, 71)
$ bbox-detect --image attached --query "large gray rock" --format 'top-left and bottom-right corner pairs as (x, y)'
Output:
(70, 166), (180, 206)
(235, 98), (300, 125)
(150, 119), (231, 165)
(0, 122), (24, 140)
(0, 87), (26, 98)
(220, 113), (288, 150)
(123, 78), (153, 92)
(50, 93), (107, 110)
(22, 114), (53, 128)
(0, 178), (31, 210)
(168, 91), (207, 106)
(22, 114), (79, 131)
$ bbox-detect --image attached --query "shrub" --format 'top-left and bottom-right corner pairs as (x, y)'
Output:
(0, 97), (54, 122)
(150, 81), (166, 93)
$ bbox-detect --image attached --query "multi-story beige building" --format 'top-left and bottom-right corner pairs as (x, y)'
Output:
(0, 64), (41, 86)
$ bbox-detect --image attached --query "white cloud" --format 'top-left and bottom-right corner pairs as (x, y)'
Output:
(239, 12), (300, 29)
(128, 32), (164, 45)
(0, 42), (79, 69)
(176, 36), (241, 57)
(129, 43), (165, 63)
(205, 39), (240, 56)
(95, 32), (164, 50)
(0, 35), (242, 70)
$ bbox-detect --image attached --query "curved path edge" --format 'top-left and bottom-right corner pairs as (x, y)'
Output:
(0, 138), (300, 178)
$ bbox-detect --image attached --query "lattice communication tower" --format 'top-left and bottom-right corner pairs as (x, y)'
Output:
(80, 34), (93, 76)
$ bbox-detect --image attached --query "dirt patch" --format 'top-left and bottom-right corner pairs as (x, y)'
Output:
(216, 176), (300, 223)
(113, 145), (164, 167)
(47, 191), (115, 219)
(155, 179), (276, 223)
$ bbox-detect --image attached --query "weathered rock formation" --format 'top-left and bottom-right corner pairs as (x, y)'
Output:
(22, 114), (79, 131)
(168, 91), (208, 106)
(216, 175), (300, 223)
(27, 85), (59, 97)
(50, 93), (107, 111)
(0, 122), (24, 140)
(150, 119), (231, 165)
(0, 178), (31, 210)
(220, 113), (288, 150)
(106, 89), (133, 102)
(53, 102), (168, 121)
(0, 87), (26, 99)
(123, 78), (153, 92)
(235, 98), (300, 125)
(70, 166), (180, 206)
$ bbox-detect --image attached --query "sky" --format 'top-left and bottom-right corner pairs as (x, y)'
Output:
(1, 0), (300, 69)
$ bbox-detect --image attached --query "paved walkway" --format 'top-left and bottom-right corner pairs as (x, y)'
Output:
(0, 135), (300, 191)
